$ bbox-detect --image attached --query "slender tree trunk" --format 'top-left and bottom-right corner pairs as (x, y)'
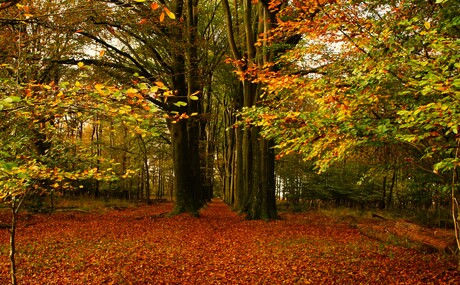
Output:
(8, 196), (25, 285)
(381, 175), (387, 210)
(91, 119), (102, 199)
(139, 136), (151, 204)
(223, 121), (236, 205)
(157, 152), (164, 200)
(452, 140), (460, 271)
(386, 170), (396, 209)
(9, 204), (17, 285)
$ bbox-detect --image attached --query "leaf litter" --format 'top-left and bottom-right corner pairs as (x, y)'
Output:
(0, 200), (458, 284)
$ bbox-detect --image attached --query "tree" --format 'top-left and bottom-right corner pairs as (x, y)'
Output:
(0, 78), (130, 283)
(240, 0), (460, 264)
(221, 0), (300, 219)
(59, 0), (227, 215)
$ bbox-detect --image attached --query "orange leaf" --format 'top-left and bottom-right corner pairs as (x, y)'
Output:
(159, 12), (165, 22)
(150, 2), (159, 10)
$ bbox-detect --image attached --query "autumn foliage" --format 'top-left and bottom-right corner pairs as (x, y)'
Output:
(0, 200), (458, 284)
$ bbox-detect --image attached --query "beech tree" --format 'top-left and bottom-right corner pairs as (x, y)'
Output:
(58, 0), (227, 215)
(1, 6), (160, 281)
(0, 79), (129, 284)
(239, 0), (459, 263)
(220, 0), (303, 219)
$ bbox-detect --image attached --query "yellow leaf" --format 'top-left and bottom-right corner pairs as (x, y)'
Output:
(126, 88), (138, 94)
(164, 7), (176, 19)
(95, 85), (107, 96)
(77, 62), (84, 68)
(424, 21), (431, 30)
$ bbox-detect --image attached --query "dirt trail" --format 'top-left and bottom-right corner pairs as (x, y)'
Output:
(0, 199), (459, 284)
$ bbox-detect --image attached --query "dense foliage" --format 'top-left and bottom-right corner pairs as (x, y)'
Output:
(239, 0), (459, 220)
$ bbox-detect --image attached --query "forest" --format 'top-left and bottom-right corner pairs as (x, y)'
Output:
(0, 0), (460, 284)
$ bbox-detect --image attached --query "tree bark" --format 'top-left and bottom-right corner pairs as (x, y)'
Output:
(9, 205), (17, 285)
(171, 118), (202, 215)
(222, 0), (279, 219)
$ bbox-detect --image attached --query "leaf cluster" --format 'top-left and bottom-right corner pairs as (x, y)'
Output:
(243, 0), (460, 177)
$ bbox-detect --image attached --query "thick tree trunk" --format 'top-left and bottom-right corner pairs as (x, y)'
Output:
(245, 128), (277, 219)
(168, 0), (204, 215)
(171, 119), (202, 216)
(221, 0), (282, 219)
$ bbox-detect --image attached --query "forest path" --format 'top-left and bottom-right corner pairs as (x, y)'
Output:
(0, 199), (458, 284)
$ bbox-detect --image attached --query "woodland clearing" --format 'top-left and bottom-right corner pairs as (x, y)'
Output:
(0, 200), (459, 284)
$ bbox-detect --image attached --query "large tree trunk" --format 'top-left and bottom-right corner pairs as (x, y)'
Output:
(171, 118), (202, 215)
(68, 0), (218, 214)
(221, 0), (280, 219)
(169, 0), (205, 215)
(243, 127), (277, 219)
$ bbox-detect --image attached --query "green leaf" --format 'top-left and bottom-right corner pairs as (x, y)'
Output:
(17, 172), (28, 179)
(189, 95), (199, 100)
(9, 96), (21, 103)
(173, 101), (187, 107)
(452, 79), (460, 88)
(138, 83), (149, 90)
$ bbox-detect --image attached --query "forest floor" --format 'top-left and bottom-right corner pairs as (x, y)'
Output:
(0, 199), (459, 284)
